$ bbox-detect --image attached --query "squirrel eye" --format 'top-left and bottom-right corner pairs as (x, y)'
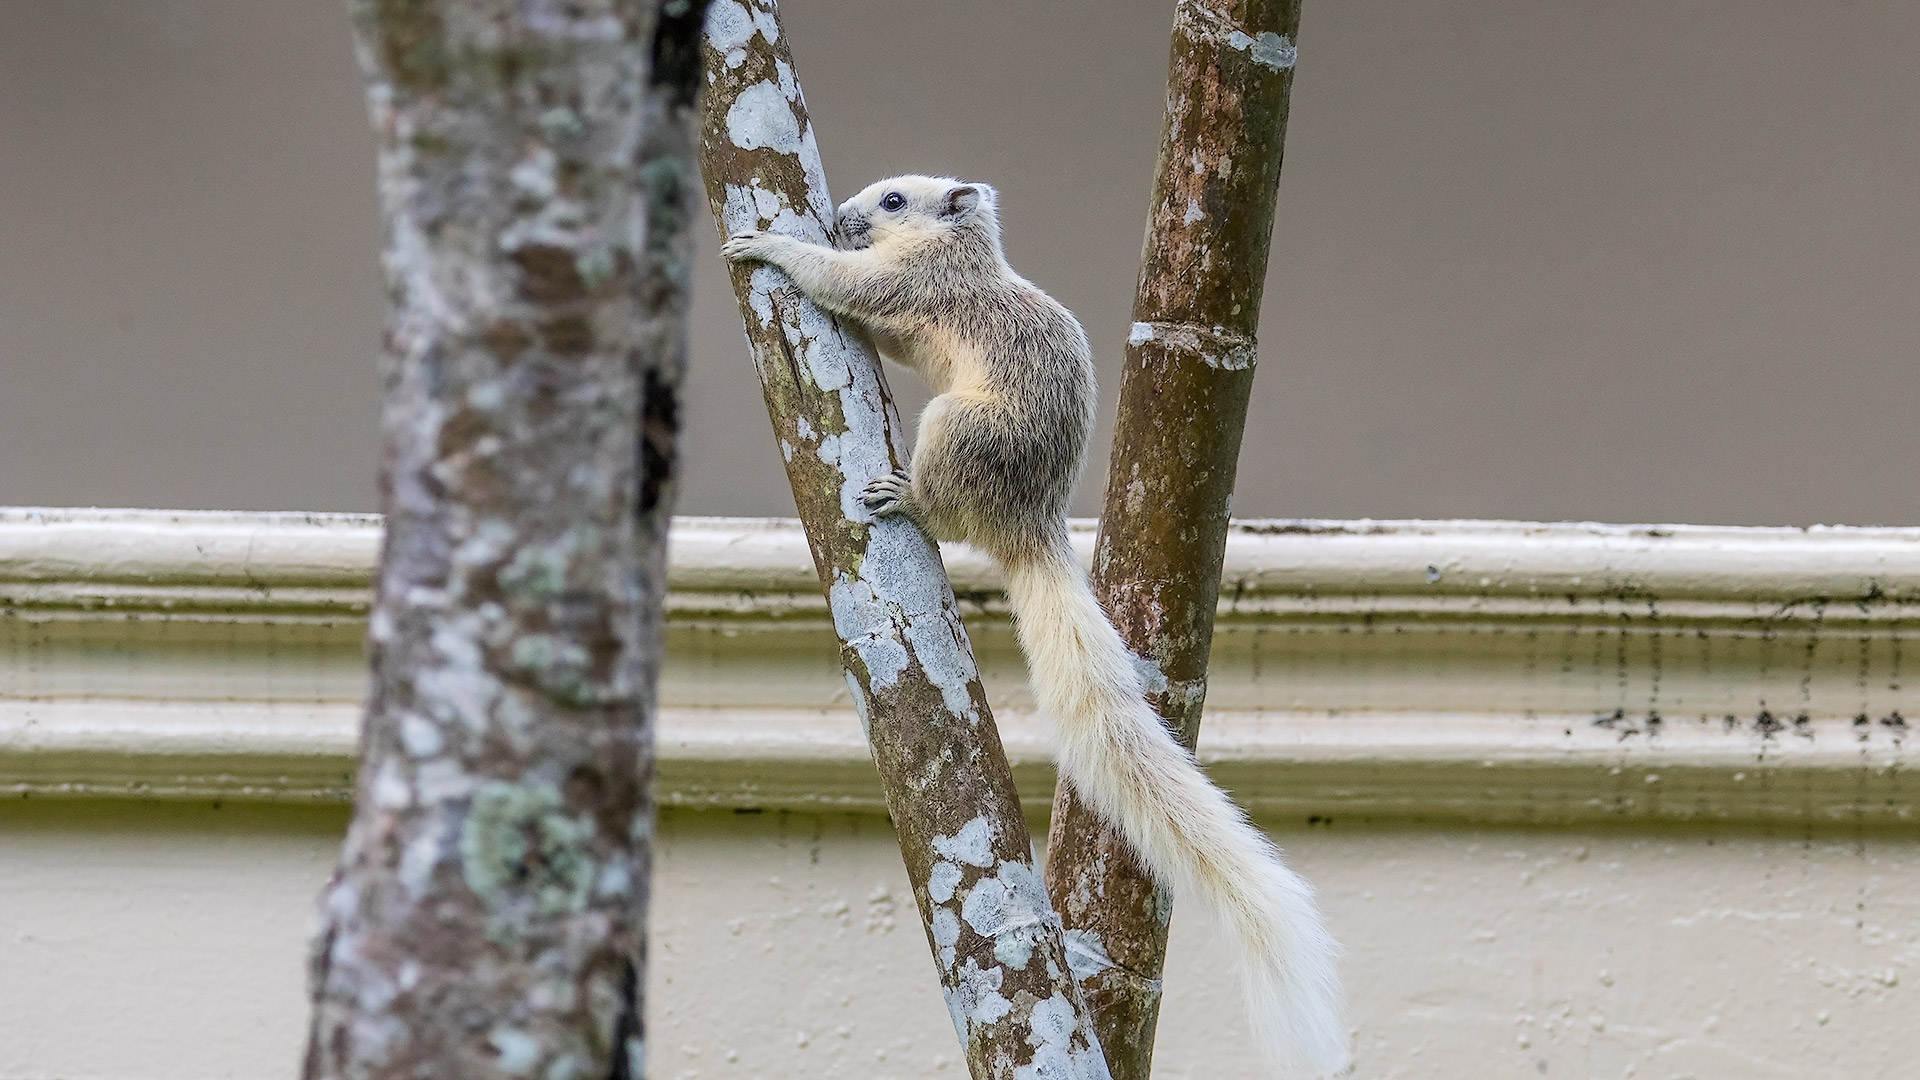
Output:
(879, 192), (906, 212)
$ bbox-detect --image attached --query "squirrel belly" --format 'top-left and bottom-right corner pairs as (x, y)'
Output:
(724, 174), (1350, 1076)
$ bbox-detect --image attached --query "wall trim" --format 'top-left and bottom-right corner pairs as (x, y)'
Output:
(4, 508), (1918, 826)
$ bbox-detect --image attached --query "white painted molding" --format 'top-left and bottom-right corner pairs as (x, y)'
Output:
(4, 508), (1918, 825)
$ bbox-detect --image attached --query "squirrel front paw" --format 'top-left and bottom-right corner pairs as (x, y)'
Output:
(861, 469), (913, 518)
(720, 231), (773, 263)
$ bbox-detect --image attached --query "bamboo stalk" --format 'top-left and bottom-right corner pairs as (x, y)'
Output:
(693, 2), (1111, 1077)
(303, 3), (687, 1077)
(1041, 2), (1305, 1076)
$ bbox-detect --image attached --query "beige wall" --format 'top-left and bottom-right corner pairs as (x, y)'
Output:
(5, 802), (1917, 1080)
(3, 1), (1918, 525)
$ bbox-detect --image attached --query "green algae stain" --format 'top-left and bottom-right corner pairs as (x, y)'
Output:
(461, 780), (596, 921)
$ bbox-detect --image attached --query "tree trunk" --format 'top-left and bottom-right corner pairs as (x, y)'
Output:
(1041, 3), (1304, 1077)
(693, 3), (1112, 1077)
(303, 2), (697, 1077)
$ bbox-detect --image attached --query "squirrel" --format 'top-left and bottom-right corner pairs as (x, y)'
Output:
(723, 175), (1349, 1076)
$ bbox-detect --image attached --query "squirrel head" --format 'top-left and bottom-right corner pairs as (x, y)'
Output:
(835, 175), (1001, 255)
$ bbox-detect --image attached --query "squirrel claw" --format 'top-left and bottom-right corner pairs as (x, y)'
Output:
(720, 231), (768, 262)
(861, 470), (912, 518)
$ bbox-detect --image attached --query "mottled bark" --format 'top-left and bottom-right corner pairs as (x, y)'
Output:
(303, 3), (693, 1078)
(1041, 2), (1304, 1077)
(694, 3), (1110, 1077)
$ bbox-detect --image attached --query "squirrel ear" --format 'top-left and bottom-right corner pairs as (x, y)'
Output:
(942, 185), (983, 219)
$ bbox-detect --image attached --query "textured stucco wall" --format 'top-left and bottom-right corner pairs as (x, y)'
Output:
(3, 801), (1914, 1080)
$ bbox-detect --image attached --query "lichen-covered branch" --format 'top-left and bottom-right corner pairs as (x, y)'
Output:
(302, 3), (693, 1078)
(695, 3), (1110, 1077)
(1041, 2), (1305, 1076)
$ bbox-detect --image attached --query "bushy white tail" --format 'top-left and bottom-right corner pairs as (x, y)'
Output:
(1005, 537), (1350, 1077)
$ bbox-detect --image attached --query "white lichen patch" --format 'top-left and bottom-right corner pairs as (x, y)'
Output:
(745, 265), (778, 325)
(371, 758), (412, 810)
(931, 905), (962, 970)
(902, 609), (979, 718)
(1163, 675), (1208, 723)
(764, 205), (811, 238)
(1127, 320), (1256, 371)
(748, 0), (780, 44)
(585, 856), (629, 903)
(455, 516), (517, 568)
(1227, 29), (1297, 72)
(1130, 653), (1170, 697)
(493, 690), (539, 745)
(414, 758), (478, 804)
(726, 81), (803, 155)
(372, 106), (462, 354)
(528, 976), (578, 1013)
(853, 524), (983, 718)
(496, 188), (591, 259)
(828, 574), (910, 688)
(1013, 993), (1111, 1080)
(520, 5), (624, 42)
(945, 957), (1014, 1032)
(489, 1026), (542, 1076)
(722, 175), (822, 246)
(843, 671), (871, 737)
(415, 619), (503, 741)
(508, 146), (559, 202)
(798, 128), (833, 225)
(1061, 928), (1117, 982)
(959, 860), (1053, 971)
(398, 815), (448, 899)
(933, 815), (997, 868)
(928, 859), (964, 904)
(322, 876), (359, 925)
(814, 432), (841, 466)
(1183, 197), (1205, 225)
(720, 183), (760, 237)
(704, 0), (756, 54)
(428, 612), (487, 668)
(750, 182), (781, 221)
(789, 290), (855, 392)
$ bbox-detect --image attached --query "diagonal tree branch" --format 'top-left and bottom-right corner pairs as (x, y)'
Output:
(1041, 2), (1306, 1076)
(693, 2), (1112, 1077)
